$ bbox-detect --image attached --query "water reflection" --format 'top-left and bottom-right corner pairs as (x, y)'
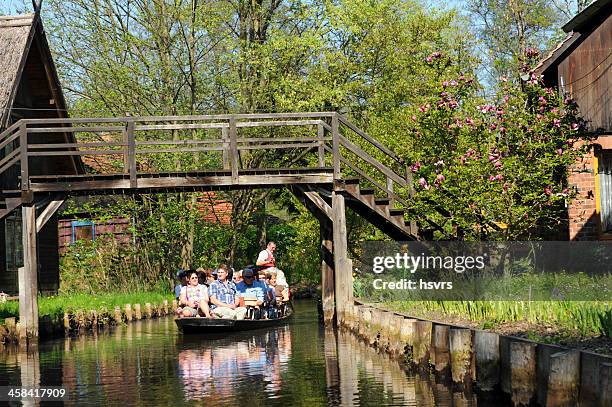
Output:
(177, 327), (292, 401)
(0, 301), (507, 406)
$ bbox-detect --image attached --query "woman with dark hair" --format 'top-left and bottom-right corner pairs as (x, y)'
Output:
(178, 270), (211, 318)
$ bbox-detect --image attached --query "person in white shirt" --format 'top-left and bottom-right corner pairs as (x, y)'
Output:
(256, 241), (287, 286)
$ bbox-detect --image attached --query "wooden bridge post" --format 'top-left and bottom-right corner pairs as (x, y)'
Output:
(222, 127), (230, 169)
(320, 218), (335, 325)
(229, 116), (239, 183)
(317, 122), (325, 167)
(332, 191), (352, 321)
(18, 204), (38, 344)
(332, 114), (341, 180)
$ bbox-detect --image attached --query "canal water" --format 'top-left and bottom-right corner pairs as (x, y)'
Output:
(0, 301), (509, 406)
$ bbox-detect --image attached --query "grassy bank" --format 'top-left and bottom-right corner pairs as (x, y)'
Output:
(0, 291), (173, 323)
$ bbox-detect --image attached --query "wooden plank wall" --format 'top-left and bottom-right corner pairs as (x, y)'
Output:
(558, 14), (612, 133)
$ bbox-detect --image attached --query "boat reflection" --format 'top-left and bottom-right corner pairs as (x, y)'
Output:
(177, 326), (292, 402)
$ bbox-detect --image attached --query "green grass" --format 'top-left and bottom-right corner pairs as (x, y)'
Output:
(382, 300), (611, 337)
(0, 291), (173, 323)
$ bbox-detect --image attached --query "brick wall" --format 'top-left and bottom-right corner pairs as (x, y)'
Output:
(567, 151), (599, 240)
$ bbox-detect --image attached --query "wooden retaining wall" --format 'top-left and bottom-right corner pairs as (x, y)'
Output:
(341, 301), (612, 407)
(0, 299), (171, 348)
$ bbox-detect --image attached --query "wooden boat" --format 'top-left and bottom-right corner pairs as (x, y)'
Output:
(175, 306), (293, 334)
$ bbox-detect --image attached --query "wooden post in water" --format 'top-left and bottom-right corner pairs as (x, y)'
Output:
(399, 318), (417, 361)
(546, 350), (580, 407)
(320, 219), (335, 325)
(433, 325), (450, 378)
(90, 310), (98, 329)
(63, 313), (70, 332)
(124, 304), (133, 321)
(114, 306), (122, 324)
(19, 204), (39, 344)
(599, 363), (612, 407)
(510, 341), (537, 406)
(145, 303), (153, 319)
(332, 192), (351, 323)
(134, 304), (142, 320)
(449, 328), (473, 387)
(474, 330), (500, 392)
(163, 300), (169, 315)
(389, 315), (403, 357)
(414, 321), (432, 368)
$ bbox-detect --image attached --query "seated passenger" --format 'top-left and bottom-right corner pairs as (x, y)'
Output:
(266, 271), (286, 300)
(208, 264), (247, 320)
(236, 269), (267, 318)
(174, 270), (188, 315)
(233, 270), (243, 284)
(179, 271), (211, 318)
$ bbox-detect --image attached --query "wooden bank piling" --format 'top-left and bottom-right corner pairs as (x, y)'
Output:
(145, 303), (153, 319)
(510, 341), (537, 406)
(600, 363), (612, 407)
(433, 325), (450, 378)
(134, 304), (142, 320)
(414, 321), (432, 368)
(474, 330), (500, 392)
(449, 328), (473, 388)
(545, 350), (580, 407)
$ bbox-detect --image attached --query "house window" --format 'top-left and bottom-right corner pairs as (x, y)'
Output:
(4, 213), (23, 271)
(598, 151), (612, 233)
(71, 220), (95, 243)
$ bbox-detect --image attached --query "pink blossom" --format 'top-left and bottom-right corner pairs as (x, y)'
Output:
(495, 174), (503, 181)
(489, 175), (496, 182)
(442, 81), (449, 87)
(418, 177), (430, 190)
(449, 100), (458, 109)
(494, 160), (502, 169)
(550, 108), (559, 114)
(545, 87), (554, 95)
(499, 126), (507, 133)
(500, 75), (508, 82)
(571, 123), (579, 130)
(434, 174), (445, 187)
(410, 161), (421, 173)
(411, 115), (417, 121)
(454, 118), (463, 128)
(557, 148), (563, 155)
(553, 119), (561, 127)
(419, 103), (430, 113)
(496, 108), (504, 116)
(538, 96), (547, 105)
(426, 56), (433, 63)
(544, 186), (552, 195)
(450, 80), (458, 86)
(503, 183), (509, 192)
(465, 117), (475, 126)
(525, 47), (539, 58)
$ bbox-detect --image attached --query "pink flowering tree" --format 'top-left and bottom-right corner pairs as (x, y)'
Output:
(403, 50), (592, 240)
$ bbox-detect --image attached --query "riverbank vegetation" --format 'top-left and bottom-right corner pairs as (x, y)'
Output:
(0, 292), (172, 324)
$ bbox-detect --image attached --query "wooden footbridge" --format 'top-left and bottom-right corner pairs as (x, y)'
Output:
(0, 112), (424, 343)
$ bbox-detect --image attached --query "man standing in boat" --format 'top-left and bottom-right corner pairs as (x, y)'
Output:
(256, 241), (288, 287)
(209, 264), (247, 320)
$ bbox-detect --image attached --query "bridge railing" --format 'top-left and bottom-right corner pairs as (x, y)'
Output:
(0, 112), (410, 201)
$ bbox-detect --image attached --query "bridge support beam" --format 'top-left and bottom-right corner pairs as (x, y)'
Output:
(18, 203), (39, 345)
(320, 218), (335, 325)
(332, 192), (352, 323)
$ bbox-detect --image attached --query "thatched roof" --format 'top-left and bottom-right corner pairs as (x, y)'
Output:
(0, 14), (36, 128)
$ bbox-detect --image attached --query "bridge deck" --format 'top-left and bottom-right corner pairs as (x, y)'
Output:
(22, 167), (334, 195)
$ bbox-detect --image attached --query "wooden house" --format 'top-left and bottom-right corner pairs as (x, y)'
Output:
(0, 13), (83, 294)
(535, 0), (612, 240)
